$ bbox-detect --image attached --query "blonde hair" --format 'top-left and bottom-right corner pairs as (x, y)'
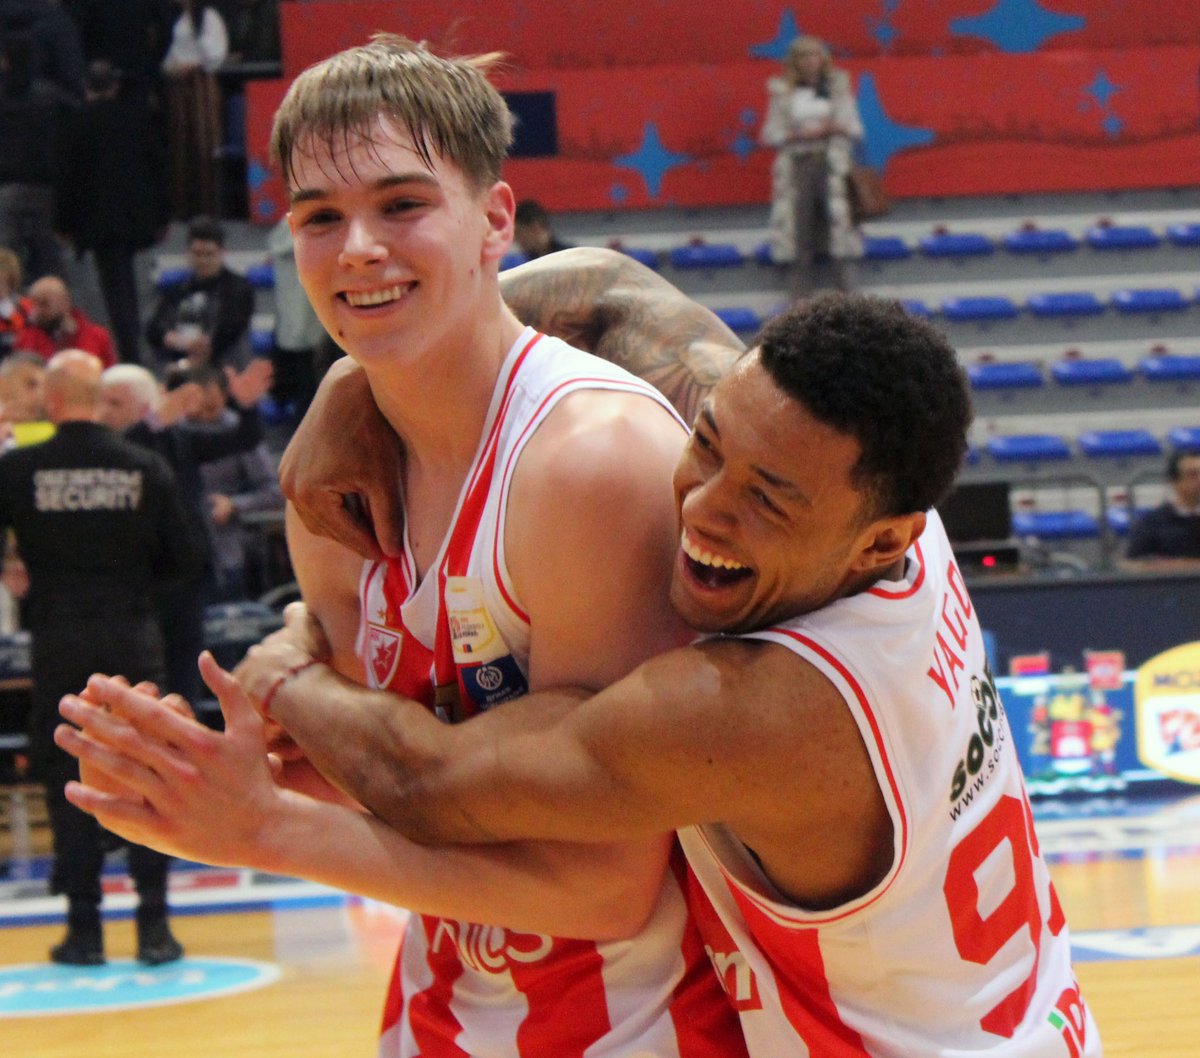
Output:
(785, 36), (833, 88)
(271, 33), (513, 193)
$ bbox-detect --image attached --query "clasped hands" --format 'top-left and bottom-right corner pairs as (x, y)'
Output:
(52, 603), (333, 864)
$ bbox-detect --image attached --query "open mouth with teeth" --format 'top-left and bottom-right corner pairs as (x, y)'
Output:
(680, 530), (753, 590)
(341, 283), (413, 308)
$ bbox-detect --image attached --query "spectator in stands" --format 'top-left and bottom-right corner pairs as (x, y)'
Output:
(513, 199), (573, 260)
(760, 35), (864, 297)
(0, 245), (33, 355)
(1125, 451), (1200, 564)
(0, 350), (200, 966)
(146, 215), (254, 371)
(184, 363), (282, 600)
(0, 25), (76, 282)
(0, 349), (50, 446)
(15, 275), (116, 367)
(98, 358), (271, 700)
(161, 0), (228, 219)
(59, 59), (169, 366)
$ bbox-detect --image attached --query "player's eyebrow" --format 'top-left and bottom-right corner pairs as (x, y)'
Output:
(290, 172), (439, 205)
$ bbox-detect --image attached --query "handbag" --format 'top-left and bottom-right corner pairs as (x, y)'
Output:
(846, 165), (891, 224)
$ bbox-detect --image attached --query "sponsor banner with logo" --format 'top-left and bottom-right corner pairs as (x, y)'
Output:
(997, 642), (1200, 796)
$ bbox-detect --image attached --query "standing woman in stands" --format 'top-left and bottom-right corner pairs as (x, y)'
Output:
(161, 0), (228, 220)
(760, 36), (864, 297)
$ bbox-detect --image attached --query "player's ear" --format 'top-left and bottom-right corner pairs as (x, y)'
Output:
(850, 511), (925, 577)
(480, 180), (516, 266)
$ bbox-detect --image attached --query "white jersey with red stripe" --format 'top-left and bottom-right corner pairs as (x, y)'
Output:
(678, 510), (1100, 1058)
(357, 327), (748, 1058)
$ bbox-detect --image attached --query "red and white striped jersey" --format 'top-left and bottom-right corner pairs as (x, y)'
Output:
(679, 510), (1101, 1058)
(358, 328), (748, 1058)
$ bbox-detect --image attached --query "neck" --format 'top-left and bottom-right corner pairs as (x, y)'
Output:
(368, 303), (525, 473)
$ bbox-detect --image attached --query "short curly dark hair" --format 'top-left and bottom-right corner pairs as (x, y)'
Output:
(756, 294), (972, 519)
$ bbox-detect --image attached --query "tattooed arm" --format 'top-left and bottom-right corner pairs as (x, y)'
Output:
(500, 247), (744, 422)
(279, 248), (743, 557)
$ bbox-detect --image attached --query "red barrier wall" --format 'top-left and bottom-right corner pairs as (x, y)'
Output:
(244, 2), (1200, 221)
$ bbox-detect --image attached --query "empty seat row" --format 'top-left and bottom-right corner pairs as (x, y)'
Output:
(1011, 504), (1158, 542)
(503, 220), (1200, 274)
(866, 222), (1200, 261)
(975, 426), (1200, 465)
(911, 286), (1200, 323)
(968, 353), (1200, 390)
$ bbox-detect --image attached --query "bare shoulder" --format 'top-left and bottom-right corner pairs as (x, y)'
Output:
(517, 387), (687, 505)
(504, 389), (690, 688)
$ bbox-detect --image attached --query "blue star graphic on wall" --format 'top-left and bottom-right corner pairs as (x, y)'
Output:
(613, 123), (693, 200)
(856, 72), (935, 171)
(867, 0), (903, 51)
(749, 8), (802, 61)
(950, 0), (1086, 54)
(1085, 71), (1120, 110)
(730, 129), (757, 164)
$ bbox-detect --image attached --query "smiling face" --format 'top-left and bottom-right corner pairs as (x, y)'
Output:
(286, 116), (514, 373)
(670, 352), (895, 635)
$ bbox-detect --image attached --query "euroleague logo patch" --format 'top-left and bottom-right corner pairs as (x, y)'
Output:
(0, 957), (280, 1017)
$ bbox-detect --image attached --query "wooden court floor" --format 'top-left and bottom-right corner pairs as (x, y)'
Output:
(2, 794), (1199, 1057)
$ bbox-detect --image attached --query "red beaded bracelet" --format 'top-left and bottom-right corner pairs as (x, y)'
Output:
(261, 658), (321, 719)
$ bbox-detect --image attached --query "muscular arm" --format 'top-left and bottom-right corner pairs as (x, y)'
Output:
(266, 633), (893, 913)
(500, 247), (743, 423)
(58, 659), (665, 940)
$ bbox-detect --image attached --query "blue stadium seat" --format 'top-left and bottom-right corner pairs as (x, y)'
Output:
(1139, 353), (1200, 382)
(668, 243), (745, 269)
(863, 235), (910, 261)
(1077, 429), (1161, 458)
(1111, 288), (1189, 314)
(618, 246), (660, 269)
(967, 362), (1043, 390)
(499, 251), (527, 271)
(714, 307), (762, 332)
(899, 299), (932, 318)
(754, 241), (774, 265)
(1085, 225), (1160, 250)
(1169, 426), (1200, 452)
(244, 262), (275, 289)
(985, 434), (1072, 463)
(1050, 358), (1133, 386)
(1106, 507), (1151, 536)
(249, 328), (274, 356)
(1166, 223), (1200, 247)
(941, 296), (1019, 322)
(919, 232), (993, 258)
(155, 267), (191, 290)
(1026, 291), (1105, 318)
(1003, 229), (1078, 255)
(1012, 510), (1100, 540)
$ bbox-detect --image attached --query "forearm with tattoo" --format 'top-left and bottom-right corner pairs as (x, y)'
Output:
(500, 248), (744, 422)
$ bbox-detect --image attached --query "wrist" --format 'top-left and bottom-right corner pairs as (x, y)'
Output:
(261, 658), (323, 720)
